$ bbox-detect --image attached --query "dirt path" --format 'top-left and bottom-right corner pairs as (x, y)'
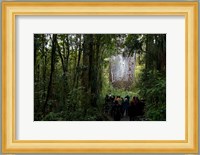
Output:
(104, 113), (129, 121)
(120, 116), (129, 121)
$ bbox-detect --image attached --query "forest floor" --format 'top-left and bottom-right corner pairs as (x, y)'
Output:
(104, 113), (147, 121)
(105, 114), (129, 121)
(121, 116), (129, 121)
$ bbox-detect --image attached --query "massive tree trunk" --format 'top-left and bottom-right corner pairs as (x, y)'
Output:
(81, 34), (92, 114)
(90, 35), (102, 107)
(82, 34), (103, 107)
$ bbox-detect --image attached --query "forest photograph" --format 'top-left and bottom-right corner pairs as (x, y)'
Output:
(34, 34), (166, 121)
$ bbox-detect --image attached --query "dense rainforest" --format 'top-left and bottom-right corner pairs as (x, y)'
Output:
(34, 34), (166, 121)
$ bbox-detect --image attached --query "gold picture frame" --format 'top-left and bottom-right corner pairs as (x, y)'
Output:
(2, 2), (198, 153)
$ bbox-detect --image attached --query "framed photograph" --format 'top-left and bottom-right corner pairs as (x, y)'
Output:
(2, 2), (198, 153)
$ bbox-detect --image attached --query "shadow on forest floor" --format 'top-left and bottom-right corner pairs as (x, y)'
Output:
(104, 114), (147, 121)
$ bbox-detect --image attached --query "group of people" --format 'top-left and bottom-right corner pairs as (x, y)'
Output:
(104, 94), (145, 121)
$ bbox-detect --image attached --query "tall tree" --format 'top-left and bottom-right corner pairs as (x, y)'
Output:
(43, 34), (57, 114)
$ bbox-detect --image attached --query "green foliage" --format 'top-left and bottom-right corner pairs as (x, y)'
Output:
(41, 85), (107, 121)
(42, 112), (63, 121)
(145, 100), (166, 121)
(137, 69), (166, 121)
(41, 107), (107, 121)
(124, 34), (144, 56)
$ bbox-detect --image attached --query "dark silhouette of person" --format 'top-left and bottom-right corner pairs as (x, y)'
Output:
(128, 96), (136, 121)
(122, 97), (129, 117)
(112, 100), (122, 121)
(104, 95), (110, 114)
